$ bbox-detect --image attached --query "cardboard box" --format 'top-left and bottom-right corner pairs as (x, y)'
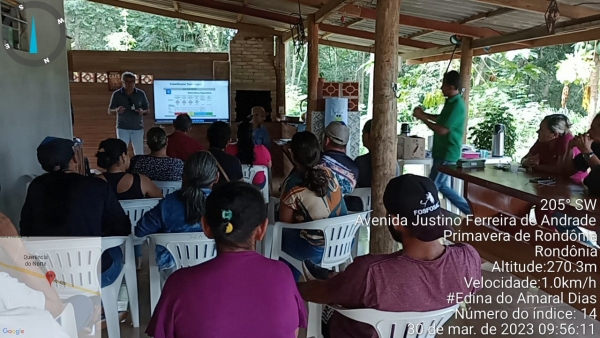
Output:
(398, 136), (426, 159)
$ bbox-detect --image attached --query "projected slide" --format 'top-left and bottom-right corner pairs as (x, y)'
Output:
(154, 80), (230, 123)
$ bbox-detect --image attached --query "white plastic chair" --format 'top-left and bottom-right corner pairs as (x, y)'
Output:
(23, 236), (139, 338)
(270, 212), (369, 272)
(332, 304), (459, 338)
(148, 233), (217, 314)
(241, 164), (270, 202)
(120, 198), (161, 245)
(57, 303), (78, 338)
(346, 188), (372, 257)
(24, 174), (36, 194)
(347, 187), (372, 211)
(152, 181), (182, 196)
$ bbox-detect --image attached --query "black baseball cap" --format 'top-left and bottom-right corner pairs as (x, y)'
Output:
(383, 174), (452, 242)
(37, 137), (74, 172)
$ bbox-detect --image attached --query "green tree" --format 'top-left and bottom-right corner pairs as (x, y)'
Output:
(64, 0), (233, 52)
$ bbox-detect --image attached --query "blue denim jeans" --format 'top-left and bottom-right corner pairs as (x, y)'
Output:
(281, 228), (324, 281)
(101, 247), (123, 287)
(429, 159), (472, 215)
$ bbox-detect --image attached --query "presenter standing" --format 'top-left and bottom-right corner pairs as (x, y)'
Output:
(107, 72), (150, 155)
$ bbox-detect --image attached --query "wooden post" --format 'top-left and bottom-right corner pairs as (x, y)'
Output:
(306, 14), (319, 131)
(276, 36), (286, 121)
(460, 37), (473, 142)
(370, 0), (400, 255)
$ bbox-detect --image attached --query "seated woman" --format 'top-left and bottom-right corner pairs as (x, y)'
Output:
(129, 127), (184, 181)
(225, 121), (271, 190)
(522, 114), (586, 182)
(279, 131), (347, 281)
(96, 138), (163, 200)
(523, 114), (595, 247)
(147, 182), (306, 338)
(135, 151), (219, 280)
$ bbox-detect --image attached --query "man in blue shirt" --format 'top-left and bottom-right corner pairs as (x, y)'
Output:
(320, 122), (359, 195)
(250, 106), (271, 149)
(107, 72), (150, 155)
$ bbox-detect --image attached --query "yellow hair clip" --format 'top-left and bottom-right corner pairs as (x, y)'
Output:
(225, 223), (234, 234)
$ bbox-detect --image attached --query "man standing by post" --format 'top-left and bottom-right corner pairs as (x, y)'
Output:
(107, 72), (149, 155)
(413, 70), (471, 215)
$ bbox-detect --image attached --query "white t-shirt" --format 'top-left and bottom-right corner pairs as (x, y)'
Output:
(0, 272), (69, 338)
(0, 272), (45, 311)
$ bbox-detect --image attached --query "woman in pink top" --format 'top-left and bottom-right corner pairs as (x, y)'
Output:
(226, 121), (271, 189)
(522, 114), (587, 184)
(522, 114), (595, 246)
(147, 182), (307, 338)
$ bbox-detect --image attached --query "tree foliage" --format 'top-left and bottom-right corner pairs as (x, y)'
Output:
(64, 0), (598, 159)
(64, 0), (234, 52)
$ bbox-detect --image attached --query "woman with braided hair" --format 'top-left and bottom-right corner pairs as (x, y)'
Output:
(147, 182), (307, 338)
(136, 151), (219, 279)
(279, 131), (347, 281)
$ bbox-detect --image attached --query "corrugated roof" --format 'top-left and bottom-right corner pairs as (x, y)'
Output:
(178, 2), (239, 21)
(246, 0), (317, 16)
(89, 0), (600, 57)
(470, 10), (559, 33)
(399, 0), (501, 22)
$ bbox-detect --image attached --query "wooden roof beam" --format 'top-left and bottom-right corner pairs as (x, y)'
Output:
(472, 14), (600, 49)
(282, 0), (345, 42)
(88, 0), (281, 36)
(472, 0), (600, 19)
(320, 23), (441, 49)
(178, 0), (301, 24)
(403, 14), (600, 60)
(319, 39), (374, 53)
(338, 4), (500, 38)
(406, 8), (514, 39)
(322, 18), (365, 39)
(314, 0), (347, 23)
(409, 27), (600, 64)
(236, 0), (248, 23)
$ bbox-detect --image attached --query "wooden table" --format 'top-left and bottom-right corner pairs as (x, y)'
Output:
(440, 165), (600, 314)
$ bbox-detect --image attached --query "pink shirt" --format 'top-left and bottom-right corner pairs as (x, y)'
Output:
(225, 144), (271, 185)
(528, 133), (587, 184)
(326, 244), (481, 338)
(147, 251), (307, 338)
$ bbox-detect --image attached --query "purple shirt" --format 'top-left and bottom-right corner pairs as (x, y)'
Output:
(327, 244), (481, 338)
(147, 251), (307, 338)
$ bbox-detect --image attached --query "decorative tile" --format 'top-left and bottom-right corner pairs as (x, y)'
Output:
(96, 73), (108, 83)
(140, 74), (154, 85)
(349, 98), (359, 112)
(134, 74), (140, 83)
(81, 72), (95, 83)
(342, 82), (359, 97)
(322, 82), (340, 97)
(310, 111), (361, 160)
(320, 82), (360, 112)
(72, 72), (80, 82)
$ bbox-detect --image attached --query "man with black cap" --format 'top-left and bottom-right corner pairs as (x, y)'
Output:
(320, 121), (359, 195)
(298, 174), (481, 338)
(20, 137), (131, 287)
